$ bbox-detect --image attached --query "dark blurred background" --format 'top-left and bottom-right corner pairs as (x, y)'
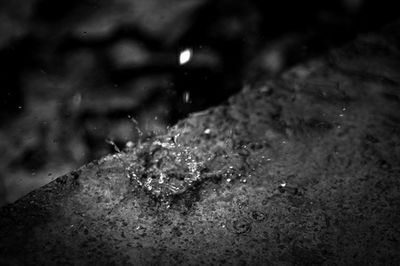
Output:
(0, 0), (399, 206)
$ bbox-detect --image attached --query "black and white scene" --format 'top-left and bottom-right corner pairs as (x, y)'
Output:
(1, 0), (400, 264)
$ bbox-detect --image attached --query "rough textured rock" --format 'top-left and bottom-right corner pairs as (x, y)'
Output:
(1, 23), (400, 265)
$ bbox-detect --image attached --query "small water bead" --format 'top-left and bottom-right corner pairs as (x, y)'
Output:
(277, 181), (287, 193)
(128, 115), (143, 136)
(135, 225), (147, 237)
(106, 139), (121, 153)
(259, 85), (271, 93)
(126, 141), (134, 148)
(183, 91), (190, 103)
(179, 48), (192, 65)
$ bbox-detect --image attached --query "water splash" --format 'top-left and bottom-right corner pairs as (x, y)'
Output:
(106, 139), (121, 153)
(128, 133), (208, 204)
(128, 115), (143, 137)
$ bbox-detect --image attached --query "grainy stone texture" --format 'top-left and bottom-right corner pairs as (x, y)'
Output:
(1, 23), (400, 265)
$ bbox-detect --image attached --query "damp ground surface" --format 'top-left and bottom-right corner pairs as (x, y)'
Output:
(1, 23), (400, 265)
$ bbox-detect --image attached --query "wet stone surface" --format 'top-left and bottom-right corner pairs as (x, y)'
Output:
(126, 119), (256, 204)
(1, 23), (400, 264)
(128, 136), (210, 203)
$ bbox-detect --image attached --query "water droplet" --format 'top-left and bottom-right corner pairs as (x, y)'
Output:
(260, 85), (271, 93)
(72, 93), (82, 107)
(106, 139), (121, 153)
(135, 225), (147, 236)
(128, 115), (143, 136)
(126, 141), (134, 148)
(278, 181), (288, 193)
(183, 91), (190, 103)
(179, 48), (192, 65)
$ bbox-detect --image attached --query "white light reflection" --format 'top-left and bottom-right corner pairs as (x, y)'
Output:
(179, 48), (192, 65)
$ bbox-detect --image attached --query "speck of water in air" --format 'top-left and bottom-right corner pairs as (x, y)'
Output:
(106, 139), (121, 153)
(183, 91), (190, 103)
(179, 48), (192, 65)
(126, 141), (134, 148)
(128, 115), (143, 137)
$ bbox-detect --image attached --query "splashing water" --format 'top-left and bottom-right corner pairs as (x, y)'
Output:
(106, 139), (121, 153)
(128, 133), (208, 204)
(128, 115), (143, 138)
